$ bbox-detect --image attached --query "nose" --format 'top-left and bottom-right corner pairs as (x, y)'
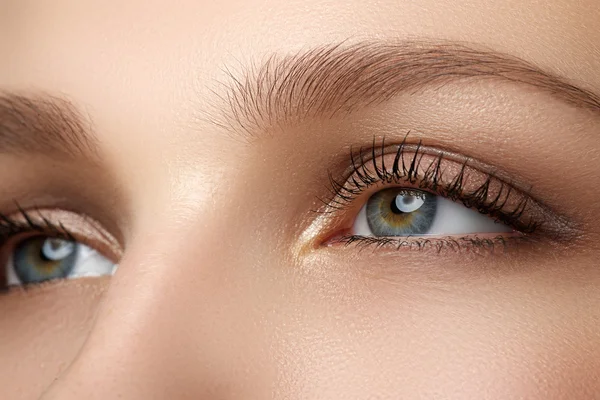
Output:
(40, 227), (274, 399)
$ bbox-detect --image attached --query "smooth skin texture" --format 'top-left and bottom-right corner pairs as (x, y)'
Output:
(1, 0), (600, 399)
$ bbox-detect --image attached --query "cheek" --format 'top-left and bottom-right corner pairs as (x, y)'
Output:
(268, 258), (600, 399)
(0, 278), (109, 398)
(4, 252), (598, 399)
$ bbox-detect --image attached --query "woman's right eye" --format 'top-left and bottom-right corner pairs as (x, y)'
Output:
(0, 209), (120, 289)
(2, 235), (117, 287)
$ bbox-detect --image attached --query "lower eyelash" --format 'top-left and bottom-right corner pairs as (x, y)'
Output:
(329, 233), (531, 255)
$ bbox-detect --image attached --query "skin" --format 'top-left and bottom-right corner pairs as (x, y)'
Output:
(1, 0), (600, 399)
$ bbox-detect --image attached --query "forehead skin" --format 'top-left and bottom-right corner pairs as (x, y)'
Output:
(1, 1), (600, 399)
(2, 0), (598, 215)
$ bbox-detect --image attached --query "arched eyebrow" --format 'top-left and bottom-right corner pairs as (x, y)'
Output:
(211, 40), (600, 137)
(0, 92), (99, 159)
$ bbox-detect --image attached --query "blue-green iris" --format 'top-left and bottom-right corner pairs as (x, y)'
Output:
(366, 188), (437, 236)
(13, 237), (79, 284)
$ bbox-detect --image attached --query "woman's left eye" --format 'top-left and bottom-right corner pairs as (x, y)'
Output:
(4, 235), (117, 287)
(353, 187), (512, 237)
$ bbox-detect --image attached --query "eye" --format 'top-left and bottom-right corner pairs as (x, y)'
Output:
(353, 187), (512, 237)
(3, 235), (117, 287)
(315, 137), (556, 252)
(0, 208), (120, 289)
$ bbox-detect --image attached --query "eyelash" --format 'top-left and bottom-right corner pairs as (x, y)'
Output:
(320, 135), (544, 251)
(0, 207), (75, 244)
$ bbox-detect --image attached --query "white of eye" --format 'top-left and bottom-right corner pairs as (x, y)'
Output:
(353, 195), (513, 236)
(426, 197), (512, 235)
(73, 245), (118, 278)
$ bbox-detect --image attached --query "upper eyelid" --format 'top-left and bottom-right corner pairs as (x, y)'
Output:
(340, 138), (532, 195)
(321, 137), (580, 240)
(331, 138), (527, 200)
(0, 208), (123, 263)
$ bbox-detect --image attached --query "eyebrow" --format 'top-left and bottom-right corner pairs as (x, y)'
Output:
(210, 40), (600, 137)
(0, 92), (99, 159)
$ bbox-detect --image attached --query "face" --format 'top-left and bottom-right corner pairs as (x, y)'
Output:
(1, 1), (600, 398)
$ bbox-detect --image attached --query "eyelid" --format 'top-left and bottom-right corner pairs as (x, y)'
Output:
(339, 141), (531, 197)
(0, 208), (122, 263)
(317, 137), (578, 244)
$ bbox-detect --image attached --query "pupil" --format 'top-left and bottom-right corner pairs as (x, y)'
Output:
(390, 197), (405, 214)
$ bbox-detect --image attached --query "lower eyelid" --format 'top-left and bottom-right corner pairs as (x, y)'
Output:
(325, 232), (528, 256)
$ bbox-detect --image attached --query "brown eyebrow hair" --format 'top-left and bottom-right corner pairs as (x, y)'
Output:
(209, 40), (600, 137)
(0, 92), (99, 159)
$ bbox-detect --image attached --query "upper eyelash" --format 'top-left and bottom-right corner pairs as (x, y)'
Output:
(0, 206), (122, 285)
(0, 205), (75, 243)
(321, 134), (540, 234)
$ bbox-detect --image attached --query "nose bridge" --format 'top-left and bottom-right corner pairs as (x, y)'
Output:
(41, 228), (271, 399)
